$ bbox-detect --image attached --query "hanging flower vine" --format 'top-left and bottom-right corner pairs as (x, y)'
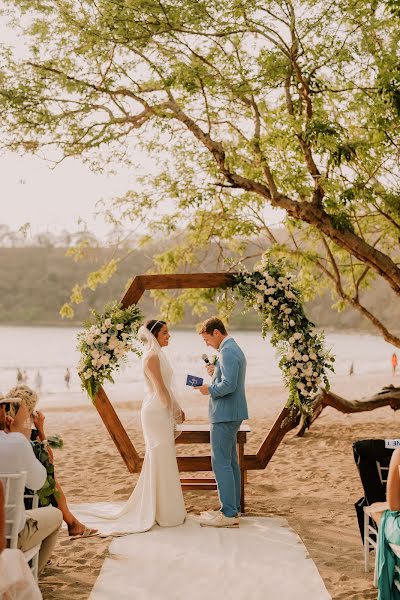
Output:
(228, 255), (334, 418)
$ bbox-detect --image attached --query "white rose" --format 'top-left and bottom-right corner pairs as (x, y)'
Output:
(256, 293), (264, 303)
(116, 323), (124, 330)
(289, 320), (295, 327)
(108, 335), (119, 350)
(100, 334), (108, 343)
(289, 366), (298, 375)
(104, 318), (112, 327)
(310, 353), (317, 360)
(99, 354), (110, 365)
(285, 308), (292, 314)
(293, 333), (302, 340)
(91, 349), (100, 360)
(84, 369), (93, 379)
(289, 336), (295, 344)
(302, 355), (309, 361)
(313, 372), (318, 377)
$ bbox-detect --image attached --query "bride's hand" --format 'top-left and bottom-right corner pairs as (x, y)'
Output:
(175, 410), (185, 424)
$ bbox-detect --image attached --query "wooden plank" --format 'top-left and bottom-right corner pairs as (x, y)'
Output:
(181, 482), (217, 491)
(256, 407), (300, 468)
(177, 454), (259, 472)
(177, 431), (247, 444)
(93, 386), (141, 473)
(120, 277), (145, 308)
(121, 272), (236, 309)
(177, 456), (212, 471)
(180, 478), (215, 484)
(177, 424), (251, 432)
(176, 423), (250, 444)
(138, 273), (235, 290)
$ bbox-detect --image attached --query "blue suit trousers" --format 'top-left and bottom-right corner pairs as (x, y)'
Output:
(210, 421), (242, 517)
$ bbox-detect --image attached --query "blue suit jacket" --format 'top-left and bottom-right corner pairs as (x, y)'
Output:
(208, 337), (249, 423)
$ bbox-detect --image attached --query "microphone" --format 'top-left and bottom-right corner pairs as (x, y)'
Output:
(202, 353), (210, 365)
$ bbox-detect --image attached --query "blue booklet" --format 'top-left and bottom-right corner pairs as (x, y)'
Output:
(186, 374), (204, 387)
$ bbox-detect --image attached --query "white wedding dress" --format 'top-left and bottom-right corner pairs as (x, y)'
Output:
(74, 326), (186, 535)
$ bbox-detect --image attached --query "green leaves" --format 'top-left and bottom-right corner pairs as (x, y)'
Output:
(1, 0), (400, 339)
(26, 440), (59, 507)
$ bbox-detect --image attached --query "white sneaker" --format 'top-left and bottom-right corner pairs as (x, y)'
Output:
(201, 509), (241, 518)
(200, 509), (220, 518)
(199, 512), (239, 528)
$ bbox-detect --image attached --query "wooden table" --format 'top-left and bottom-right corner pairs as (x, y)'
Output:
(175, 423), (251, 513)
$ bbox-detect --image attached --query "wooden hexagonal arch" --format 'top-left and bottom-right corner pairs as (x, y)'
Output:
(93, 273), (300, 481)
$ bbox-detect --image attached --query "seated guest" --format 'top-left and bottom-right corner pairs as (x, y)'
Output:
(5, 385), (97, 539)
(371, 448), (400, 599)
(0, 399), (62, 574)
(0, 479), (42, 599)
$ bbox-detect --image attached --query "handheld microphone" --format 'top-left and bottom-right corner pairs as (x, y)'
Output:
(202, 353), (210, 365)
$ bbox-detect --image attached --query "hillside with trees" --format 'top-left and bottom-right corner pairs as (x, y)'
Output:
(1, 244), (399, 333)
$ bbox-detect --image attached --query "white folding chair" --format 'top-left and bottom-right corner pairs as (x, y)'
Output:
(363, 461), (390, 582)
(1, 471), (41, 580)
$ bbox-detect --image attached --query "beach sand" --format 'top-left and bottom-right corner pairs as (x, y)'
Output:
(37, 372), (400, 600)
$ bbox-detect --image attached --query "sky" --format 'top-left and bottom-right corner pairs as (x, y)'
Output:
(1, 152), (139, 239)
(0, 12), (283, 243)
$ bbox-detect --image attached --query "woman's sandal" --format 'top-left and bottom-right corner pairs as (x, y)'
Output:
(69, 526), (98, 540)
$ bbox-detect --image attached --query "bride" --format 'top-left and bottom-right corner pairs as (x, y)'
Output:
(76, 319), (187, 535)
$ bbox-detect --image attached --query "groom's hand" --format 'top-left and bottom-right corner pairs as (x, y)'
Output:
(206, 365), (215, 377)
(194, 385), (209, 396)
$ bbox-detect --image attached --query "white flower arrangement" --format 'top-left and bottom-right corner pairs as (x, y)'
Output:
(77, 302), (143, 400)
(231, 255), (334, 418)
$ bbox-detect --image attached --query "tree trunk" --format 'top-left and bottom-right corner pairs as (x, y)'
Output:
(297, 385), (400, 437)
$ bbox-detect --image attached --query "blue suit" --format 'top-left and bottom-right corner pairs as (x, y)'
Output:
(207, 337), (248, 517)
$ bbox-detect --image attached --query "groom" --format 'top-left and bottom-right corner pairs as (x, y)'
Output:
(195, 317), (248, 528)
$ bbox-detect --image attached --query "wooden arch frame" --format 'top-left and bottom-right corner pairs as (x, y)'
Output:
(93, 273), (300, 476)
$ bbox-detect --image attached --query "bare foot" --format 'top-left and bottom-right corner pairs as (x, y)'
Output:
(67, 520), (97, 537)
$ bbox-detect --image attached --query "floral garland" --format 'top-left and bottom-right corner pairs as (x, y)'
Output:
(77, 302), (143, 400)
(229, 255), (334, 418)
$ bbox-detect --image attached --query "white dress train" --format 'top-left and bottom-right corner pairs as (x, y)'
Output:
(74, 331), (186, 535)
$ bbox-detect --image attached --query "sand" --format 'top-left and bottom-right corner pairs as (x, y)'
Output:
(36, 372), (400, 600)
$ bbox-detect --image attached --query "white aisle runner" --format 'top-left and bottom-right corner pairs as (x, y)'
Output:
(85, 515), (331, 600)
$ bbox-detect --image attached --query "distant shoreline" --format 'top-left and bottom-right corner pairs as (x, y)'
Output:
(0, 321), (398, 336)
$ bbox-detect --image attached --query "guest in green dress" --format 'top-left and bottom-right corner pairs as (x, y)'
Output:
(372, 448), (400, 599)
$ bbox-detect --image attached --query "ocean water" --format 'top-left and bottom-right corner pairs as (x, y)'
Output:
(0, 326), (397, 399)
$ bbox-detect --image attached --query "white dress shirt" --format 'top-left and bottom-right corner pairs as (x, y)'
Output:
(0, 431), (47, 531)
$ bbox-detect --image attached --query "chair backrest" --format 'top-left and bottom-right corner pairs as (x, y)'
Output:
(376, 461), (390, 485)
(353, 439), (393, 504)
(0, 471), (27, 549)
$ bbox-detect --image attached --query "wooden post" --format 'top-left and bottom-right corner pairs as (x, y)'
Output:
(94, 386), (141, 473)
(256, 407), (300, 468)
(238, 439), (245, 513)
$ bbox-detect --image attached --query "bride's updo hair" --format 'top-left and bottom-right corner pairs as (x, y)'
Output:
(145, 319), (166, 339)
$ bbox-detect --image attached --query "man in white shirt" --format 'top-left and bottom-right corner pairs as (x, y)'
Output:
(0, 401), (62, 574)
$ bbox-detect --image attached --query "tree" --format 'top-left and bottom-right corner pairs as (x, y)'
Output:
(0, 0), (399, 341)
